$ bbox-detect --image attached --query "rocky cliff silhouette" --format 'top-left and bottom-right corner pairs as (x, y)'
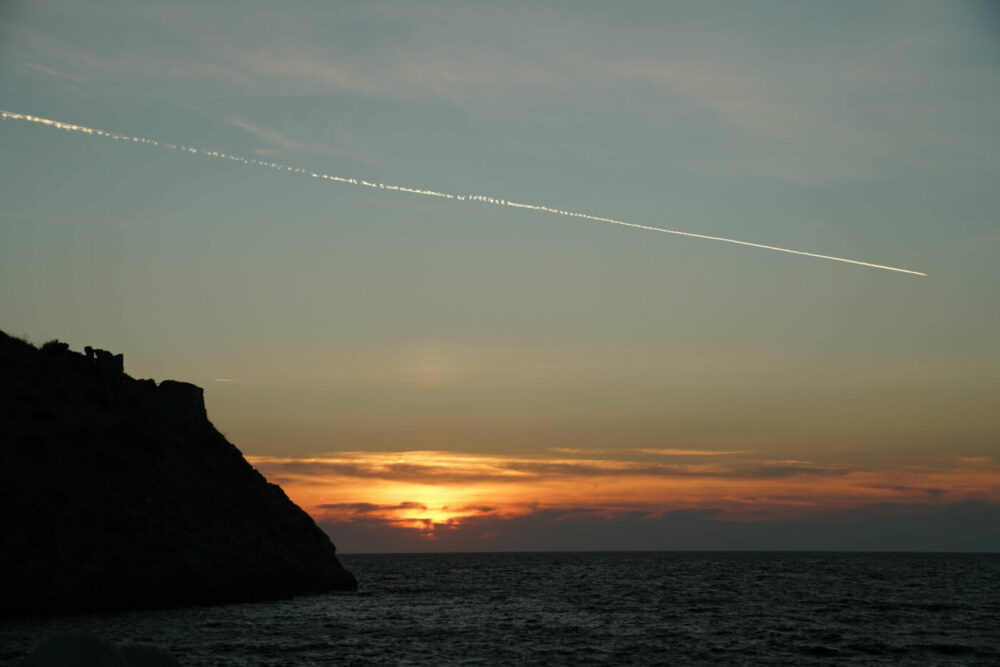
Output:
(0, 331), (357, 616)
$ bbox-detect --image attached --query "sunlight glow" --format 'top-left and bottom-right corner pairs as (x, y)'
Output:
(247, 450), (999, 539)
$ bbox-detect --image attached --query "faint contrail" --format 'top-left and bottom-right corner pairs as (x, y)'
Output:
(1, 110), (926, 276)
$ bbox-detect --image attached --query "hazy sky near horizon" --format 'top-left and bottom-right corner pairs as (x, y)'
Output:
(2, 1), (998, 550)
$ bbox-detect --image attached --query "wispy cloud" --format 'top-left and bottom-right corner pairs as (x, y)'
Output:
(551, 447), (751, 457)
(224, 51), (374, 95)
(247, 450), (1000, 547)
(217, 48), (792, 137)
(226, 117), (316, 153)
(249, 450), (857, 486)
(22, 62), (91, 88)
(10, 1), (996, 190)
(319, 500), (1000, 553)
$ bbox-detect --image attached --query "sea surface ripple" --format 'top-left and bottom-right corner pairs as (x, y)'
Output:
(2, 552), (998, 665)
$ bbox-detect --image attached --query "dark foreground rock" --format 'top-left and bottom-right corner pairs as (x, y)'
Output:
(0, 331), (356, 616)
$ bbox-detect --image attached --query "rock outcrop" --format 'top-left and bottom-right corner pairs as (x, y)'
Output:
(0, 331), (356, 616)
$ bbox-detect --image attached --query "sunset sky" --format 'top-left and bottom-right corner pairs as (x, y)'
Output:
(1, 0), (998, 551)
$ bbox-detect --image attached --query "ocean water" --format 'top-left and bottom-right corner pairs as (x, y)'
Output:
(2, 552), (998, 665)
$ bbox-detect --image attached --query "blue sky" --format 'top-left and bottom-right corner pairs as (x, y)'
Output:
(1, 1), (998, 549)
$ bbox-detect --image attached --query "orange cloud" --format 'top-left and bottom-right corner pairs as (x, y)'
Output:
(248, 451), (1000, 544)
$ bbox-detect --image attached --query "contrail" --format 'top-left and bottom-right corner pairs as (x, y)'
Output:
(1, 110), (926, 276)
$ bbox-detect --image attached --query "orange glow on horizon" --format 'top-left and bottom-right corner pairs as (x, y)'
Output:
(247, 450), (1000, 541)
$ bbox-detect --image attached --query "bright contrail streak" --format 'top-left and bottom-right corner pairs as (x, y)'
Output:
(1, 110), (926, 276)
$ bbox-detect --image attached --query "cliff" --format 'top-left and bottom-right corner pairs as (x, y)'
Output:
(0, 331), (356, 616)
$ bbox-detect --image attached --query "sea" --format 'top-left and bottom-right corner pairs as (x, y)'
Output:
(2, 552), (998, 665)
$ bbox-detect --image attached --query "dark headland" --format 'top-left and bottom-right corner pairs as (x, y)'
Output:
(0, 330), (357, 616)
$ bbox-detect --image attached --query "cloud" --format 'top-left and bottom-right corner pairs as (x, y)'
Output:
(223, 51), (375, 94)
(246, 449), (1000, 551)
(215, 48), (792, 138)
(11, 0), (995, 190)
(21, 62), (91, 88)
(322, 500), (1000, 553)
(249, 450), (855, 486)
(225, 117), (315, 153)
(636, 448), (751, 457)
(319, 501), (429, 515)
(593, 57), (797, 138)
(551, 447), (751, 457)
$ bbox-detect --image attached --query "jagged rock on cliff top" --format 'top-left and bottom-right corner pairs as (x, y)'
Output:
(0, 331), (357, 616)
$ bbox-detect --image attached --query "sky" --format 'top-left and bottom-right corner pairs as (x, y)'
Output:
(1, 0), (999, 552)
